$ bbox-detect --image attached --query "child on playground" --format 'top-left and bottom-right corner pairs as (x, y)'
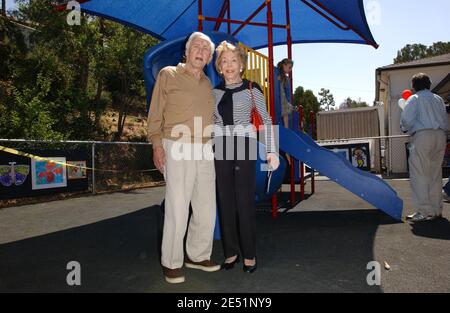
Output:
(277, 58), (294, 129)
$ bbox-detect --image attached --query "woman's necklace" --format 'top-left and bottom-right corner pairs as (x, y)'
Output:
(225, 80), (243, 88)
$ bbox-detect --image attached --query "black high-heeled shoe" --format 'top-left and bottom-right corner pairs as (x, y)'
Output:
(221, 256), (240, 270)
(243, 259), (257, 273)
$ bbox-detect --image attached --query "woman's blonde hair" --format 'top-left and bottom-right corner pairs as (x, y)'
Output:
(214, 41), (247, 76)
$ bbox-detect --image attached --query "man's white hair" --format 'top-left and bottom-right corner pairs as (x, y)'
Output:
(185, 32), (215, 64)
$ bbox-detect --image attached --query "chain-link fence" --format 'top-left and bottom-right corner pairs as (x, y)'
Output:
(317, 132), (450, 177)
(0, 139), (164, 206)
(92, 141), (163, 193)
(317, 134), (411, 176)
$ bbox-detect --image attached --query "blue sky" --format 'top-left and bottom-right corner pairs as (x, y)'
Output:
(264, 0), (450, 106)
(6, 0), (450, 106)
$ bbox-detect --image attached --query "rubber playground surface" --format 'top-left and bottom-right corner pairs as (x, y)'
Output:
(0, 179), (449, 293)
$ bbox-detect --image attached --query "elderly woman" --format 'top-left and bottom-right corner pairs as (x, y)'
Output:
(213, 41), (279, 273)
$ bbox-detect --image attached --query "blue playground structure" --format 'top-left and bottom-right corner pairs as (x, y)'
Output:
(79, 0), (403, 221)
(142, 32), (403, 221)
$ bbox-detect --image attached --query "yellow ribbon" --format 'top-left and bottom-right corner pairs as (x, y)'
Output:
(0, 145), (158, 173)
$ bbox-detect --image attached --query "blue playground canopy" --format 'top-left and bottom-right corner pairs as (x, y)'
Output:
(81, 0), (378, 49)
(78, 0), (403, 221)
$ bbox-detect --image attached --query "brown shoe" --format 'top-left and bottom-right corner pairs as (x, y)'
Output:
(185, 257), (221, 272)
(162, 266), (185, 284)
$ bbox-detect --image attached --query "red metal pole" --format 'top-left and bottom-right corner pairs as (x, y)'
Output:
(309, 110), (315, 194)
(266, 0), (277, 219)
(232, 0), (269, 36)
(227, 0), (231, 34)
(213, 0), (229, 31)
(267, 5), (275, 120)
(299, 106), (303, 130)
(285, 0), (296, 209)
(203, 16), (286, 29)
(198, 0), (203, 31)
(299, 105), (305, 200)
(285, 0), (293, 92)
(290, 154), (295, 208)
(309, 111), (315, 137)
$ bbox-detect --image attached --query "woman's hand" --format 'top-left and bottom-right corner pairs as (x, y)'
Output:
(266, 153), (280, 171)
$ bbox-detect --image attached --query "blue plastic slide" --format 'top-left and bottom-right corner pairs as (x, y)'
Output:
(278, 126), (403, 220)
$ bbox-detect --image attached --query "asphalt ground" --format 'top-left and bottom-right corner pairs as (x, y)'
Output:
(0, 179), (449, 293)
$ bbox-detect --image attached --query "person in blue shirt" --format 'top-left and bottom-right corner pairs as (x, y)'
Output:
(401, 73), (449, 222)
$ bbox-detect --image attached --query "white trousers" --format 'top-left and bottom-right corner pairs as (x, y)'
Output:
(408, 129), (446, 216)
(161, 139), (216, 269)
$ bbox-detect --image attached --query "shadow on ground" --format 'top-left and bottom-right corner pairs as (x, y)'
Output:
(410, 217), (450, 240)
(0, 206), (399, 293)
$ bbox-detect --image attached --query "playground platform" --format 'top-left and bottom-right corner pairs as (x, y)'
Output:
(0, 179), (449, 293)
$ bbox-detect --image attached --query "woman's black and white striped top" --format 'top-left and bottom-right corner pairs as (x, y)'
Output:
(212, 80), (276, 153)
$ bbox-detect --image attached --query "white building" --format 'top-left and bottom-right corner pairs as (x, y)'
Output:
(376, 54), (450, 175)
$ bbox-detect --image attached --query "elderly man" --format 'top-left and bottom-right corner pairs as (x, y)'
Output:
(147, 32), (220, 284)
(401, 73), (449, 222)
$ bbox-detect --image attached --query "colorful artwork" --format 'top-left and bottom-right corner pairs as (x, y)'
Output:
(0, 162), (30, 187)
(331, 148), (350, 162)
(31, 157), (67, 190)
(351, 146), (368, 169)
(323, 142), (371, 171)
(442, 142), (450, 168)
(67, 161), (87, 179)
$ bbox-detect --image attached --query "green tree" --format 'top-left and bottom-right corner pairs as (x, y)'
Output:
(339, 97), (369, 109)
(293, 86), (320, 136)
(8, 0), (98, 139)
(1, 0), (157, 140)
(426, 41), (450, 57)
(394, 42), (450, 64)
(102, 22), (157, 140)
(318, 88), (335, 111)
(1, 13), (38, 138)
